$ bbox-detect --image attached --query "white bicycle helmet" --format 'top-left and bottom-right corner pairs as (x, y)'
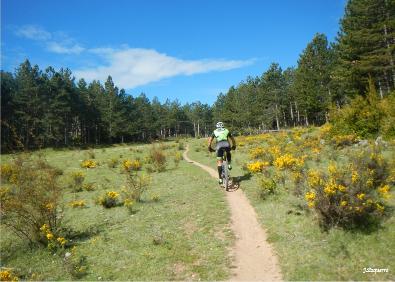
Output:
(216, 121), (224, 129)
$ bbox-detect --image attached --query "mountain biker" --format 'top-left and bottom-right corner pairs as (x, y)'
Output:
(208, 122), (236, 184)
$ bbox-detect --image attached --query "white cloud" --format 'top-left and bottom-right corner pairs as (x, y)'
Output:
(47, 42), (85, 54)
(14, 25), (254, 88)
(75, 48), (254, 89)
(15, 25), (84, 55)
(16, 25), (51, 41)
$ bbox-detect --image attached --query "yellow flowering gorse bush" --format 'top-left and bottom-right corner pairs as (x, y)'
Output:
(247, 161), (269, 173)
(273, 154), (304, 170)
(304, 146), (391, 228)
(80, 160), (96, 168)
(98, 191), (120, 208)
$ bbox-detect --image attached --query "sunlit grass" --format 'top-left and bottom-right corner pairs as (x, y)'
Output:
(189, 130), (394, 281)
(1, 142), (233, 280)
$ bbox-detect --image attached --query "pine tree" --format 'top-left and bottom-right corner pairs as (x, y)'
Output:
(294, 33), (334, 125)
(333, 0), (395, 97)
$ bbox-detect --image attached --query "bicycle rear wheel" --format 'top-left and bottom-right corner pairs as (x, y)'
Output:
(222, 160), (229, 191)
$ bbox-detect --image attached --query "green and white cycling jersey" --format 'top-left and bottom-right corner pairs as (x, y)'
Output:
(212, 128), (232, 143)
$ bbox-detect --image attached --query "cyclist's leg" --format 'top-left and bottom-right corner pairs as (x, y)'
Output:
(216, 147), (224, 179)
(226, 147), (231, 163)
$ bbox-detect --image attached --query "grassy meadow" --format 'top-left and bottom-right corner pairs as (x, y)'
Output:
(1, 142), (233, 281)
(1, 126), (394, 281)
(188, 127), (395, 281)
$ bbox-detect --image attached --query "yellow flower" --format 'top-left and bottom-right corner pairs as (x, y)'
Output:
(328, 163), (337, 175)
(366, 179), (373, 187)
(123, 159), (141, 171)
(305, 191), (316, 201)
(319, 123), (332, 137)
(307, 170), (323, 188)
(274, 154), (304, 170)
(291, 172), (303, 183)
(124, 198), (134, 207)
(376, 203), (385, 212)
(1, 270), (11, 281)
(378, 185), (390, 199)
(107, 191), (119, 199)
(323, 180), (337, 196)
(57, 237), (67, 246)
(247, 161), (269, 173)
(45, 203), (54, 211)
(312, 147), (321, 154)
(81, 160), (96, 168)
(69, 200), (86, 208)
(307, 202), (315, 208)
(351, 170), (359, 184)
(40, 224), (49, 232)
(268, 146), (281, 158)
(249, 147), (266, 159)
(340, 200), (348, 207)
(357, 193), (365, 200)
(337, 184), (347, 192)
(355, 206), (363, 213)
(46, 233), (54, 240)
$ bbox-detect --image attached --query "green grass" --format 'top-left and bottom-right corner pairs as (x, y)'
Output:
(188, 136), (395, 281)
(1, 142), (233, 280)
(2, 136), (394, 281)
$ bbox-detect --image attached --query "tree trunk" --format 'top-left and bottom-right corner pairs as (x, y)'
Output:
(295, 101), (300, 124)
(378, 79), (384, 99)
(290, 102), (294, 123)
(282, 110), (287, 127)
(275, 104), (280, 130)
(305, 110), (309, 126)
(383, 22), (395, 88)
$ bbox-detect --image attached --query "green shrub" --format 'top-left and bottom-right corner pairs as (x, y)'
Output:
(82, 182), (95, 191)
(0, 156), (64, 245)
(379, 91), (395, 138)
(173, 151), (183, 168)
(121, 172), (151, 202)
(329, 78), (388, 139)
(178, 142), (185, 151)
(64, 248), (88, 279)
(305, 145), (391, 230)
(107, 158), (119, 168)
(70, 171), (85, 192)
(257, 177), (277, 199)
(123, 198), (136, 214)
(149, 145), (167, 172)
(98, 191), (121, 208)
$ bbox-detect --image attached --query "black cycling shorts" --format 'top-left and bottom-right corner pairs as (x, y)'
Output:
(216, 141), (231, 159)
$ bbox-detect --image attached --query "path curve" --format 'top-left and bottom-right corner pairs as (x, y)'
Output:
(183, 146), (283, 281)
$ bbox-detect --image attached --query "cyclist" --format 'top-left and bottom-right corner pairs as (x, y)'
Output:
(208, 122), (236, 184)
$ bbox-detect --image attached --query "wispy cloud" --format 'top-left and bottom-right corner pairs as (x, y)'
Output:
(15, 25), (84, 54)
(47, 42), (85, 54)
(75, 48), (254, 89)
(14, 25), (254, 88)
(15, 25), (51, 41)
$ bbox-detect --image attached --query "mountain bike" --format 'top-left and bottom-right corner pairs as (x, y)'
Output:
(221, 150), (230, 191)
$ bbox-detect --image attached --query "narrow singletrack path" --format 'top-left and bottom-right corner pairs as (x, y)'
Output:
(183, 146), (283, 281)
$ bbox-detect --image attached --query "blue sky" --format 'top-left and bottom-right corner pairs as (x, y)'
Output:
(1, 0), (346, 104)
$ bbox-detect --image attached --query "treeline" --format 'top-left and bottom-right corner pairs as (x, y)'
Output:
(1, 0), (394, 151)
(1, 63), (213, 151)
(213, 0), (395, 133)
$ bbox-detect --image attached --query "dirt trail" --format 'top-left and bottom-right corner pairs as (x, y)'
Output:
(183, 146), (283, 281)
